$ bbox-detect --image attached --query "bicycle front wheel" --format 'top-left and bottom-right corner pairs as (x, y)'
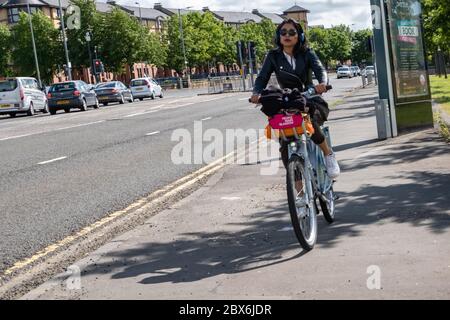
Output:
(286, 155), (318, 251)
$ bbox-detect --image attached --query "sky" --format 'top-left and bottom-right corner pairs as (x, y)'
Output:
(111, 0), (373, 30)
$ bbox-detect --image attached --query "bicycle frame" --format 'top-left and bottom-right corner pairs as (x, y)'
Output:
(284, 118), (333, 205)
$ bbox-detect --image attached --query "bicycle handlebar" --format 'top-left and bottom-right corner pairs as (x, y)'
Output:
(248, 85), (333, 103)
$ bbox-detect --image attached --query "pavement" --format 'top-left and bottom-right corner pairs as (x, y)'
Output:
(20, 83), (450, 300)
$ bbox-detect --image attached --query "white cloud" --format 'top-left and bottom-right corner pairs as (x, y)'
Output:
(115, 0), (373, 30)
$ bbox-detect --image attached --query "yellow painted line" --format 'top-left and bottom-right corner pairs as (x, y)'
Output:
(3, 136), (264, 276)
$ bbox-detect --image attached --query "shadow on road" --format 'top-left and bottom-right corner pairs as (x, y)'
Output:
(79, 131), (449, 285)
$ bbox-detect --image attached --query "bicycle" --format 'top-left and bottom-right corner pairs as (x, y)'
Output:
(251, 85), (337, 251)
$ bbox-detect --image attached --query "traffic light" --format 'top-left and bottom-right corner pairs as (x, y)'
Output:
(248, 41), (256, 61)
(235, 41), (247, 64)
(367, 36), (373, 53)
(93, 59), (103, 74)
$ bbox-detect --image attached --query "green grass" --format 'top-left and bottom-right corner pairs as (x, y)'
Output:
(430, 75), (450, 115)
(434, 112), (450, 142)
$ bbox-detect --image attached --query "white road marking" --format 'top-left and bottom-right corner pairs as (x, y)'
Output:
(54, 120), (105, 131)
(38, 156), (67, 165)
(145, 131), (160, 136)
(221, 197), (241, 201)
(201, 117), (212, 121)
(201, 97), (222, 102)
(0, 120), (105, 141)
(123, 112), (144, 118)
(238, 97), (250, 101)
(3, 135), (265, 276)
(172, 102), (195, 108)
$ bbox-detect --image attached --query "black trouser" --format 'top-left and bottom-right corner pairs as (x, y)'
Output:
(279, 110), (325, 168)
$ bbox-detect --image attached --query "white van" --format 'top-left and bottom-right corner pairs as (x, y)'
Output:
(0, 77), (48, 117)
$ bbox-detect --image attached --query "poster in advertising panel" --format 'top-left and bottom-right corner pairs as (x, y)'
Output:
(387, 0), (429, 100)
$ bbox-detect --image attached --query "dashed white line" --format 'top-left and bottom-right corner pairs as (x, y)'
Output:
(201, 117), (212, 121)
(123, 112), (144, 118)
(38, 156), (67, 165)
(145, 131), (160, 136)
(0, 120), (105, 141)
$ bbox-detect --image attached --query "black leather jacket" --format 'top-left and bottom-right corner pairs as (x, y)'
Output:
(253, 48), (328, 94)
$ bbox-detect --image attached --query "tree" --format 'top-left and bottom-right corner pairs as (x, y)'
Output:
(135, 27), (167, 68)
(327, 25), (352, 63)
(0, 24), (12, 77)
(97, 8), (147, 74)
(351, 28), (373, 65)
(259, 18), (277, 52)
(308, 26), (332, 68)
(166, 14), (187, 74)
(423, 0), (450, 53)
(65, 0), (102, 70)
(10, 11), (62, 84)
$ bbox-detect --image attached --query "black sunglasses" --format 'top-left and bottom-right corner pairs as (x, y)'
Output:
(280, 29), (298, 37)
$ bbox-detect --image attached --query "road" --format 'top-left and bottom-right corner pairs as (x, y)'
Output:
(0, 78), (363, 276)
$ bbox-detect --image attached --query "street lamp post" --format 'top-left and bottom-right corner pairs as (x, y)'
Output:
(237, 19), (250, 91)
(85, 31), (95, 84)
(178, 7), (192, 88)
(135, 2), (142, 24)
(58, 0), (72, 80)
(26, 3), (42, 88)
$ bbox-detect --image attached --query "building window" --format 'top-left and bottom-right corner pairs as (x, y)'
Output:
(8, 7), (41, 24)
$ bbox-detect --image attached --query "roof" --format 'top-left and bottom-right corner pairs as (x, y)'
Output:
(255, 11), (284, 24)
(211, 11), (262, 24)
(283, 5), (310, 13)
(95, 1), (117, 13)
(1, 0), (49, 7)
(41, 0), (70, 7)
(121, 5), (168, 20)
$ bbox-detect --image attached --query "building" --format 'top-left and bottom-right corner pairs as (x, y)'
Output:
(1, 1), (310, 82)
(282, 5), (310, 29)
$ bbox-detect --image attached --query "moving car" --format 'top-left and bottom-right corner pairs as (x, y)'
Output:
(337, 66), (353, 79)
(94, 81), (134, 106)
(130, 78), (163, 101)
(0, 77), (48, 118)
(47, 81), (99, 115)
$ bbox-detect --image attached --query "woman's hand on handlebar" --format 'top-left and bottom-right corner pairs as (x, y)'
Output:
(315, 83), (328, 94)
(249, 94), (260, 104)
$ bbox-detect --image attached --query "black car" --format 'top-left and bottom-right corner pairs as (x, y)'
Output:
(94, 81), (134, 106)
(47, 81), (99, 115)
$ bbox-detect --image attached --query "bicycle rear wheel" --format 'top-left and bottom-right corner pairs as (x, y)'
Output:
(319, 187), (336, 224)
(286, 155), (318, 251)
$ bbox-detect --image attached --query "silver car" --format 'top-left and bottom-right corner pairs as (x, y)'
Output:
(0, 77), (48, 117)
(337, 66), (353, 79)
(130, 78), (163, 101)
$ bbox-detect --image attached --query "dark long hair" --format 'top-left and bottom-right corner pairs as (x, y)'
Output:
(275, 19), (308, 54)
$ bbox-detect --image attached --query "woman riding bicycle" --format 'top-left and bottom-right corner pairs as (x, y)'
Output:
(250, 19), (340, 179)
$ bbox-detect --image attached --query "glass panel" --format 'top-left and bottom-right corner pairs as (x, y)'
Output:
(0, 80), (18, 92)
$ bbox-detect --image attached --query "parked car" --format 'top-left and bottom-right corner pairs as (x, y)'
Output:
(94, 81), (134, 106)
(130, 78), (163, 101)
(0, 77), (48, 118)
(354, 66), (361, 76)
(362, 66), (375, 77)
(337, 66), (353, 79)
(47, 80), (99, 115)
(350, 66), (359, 77)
